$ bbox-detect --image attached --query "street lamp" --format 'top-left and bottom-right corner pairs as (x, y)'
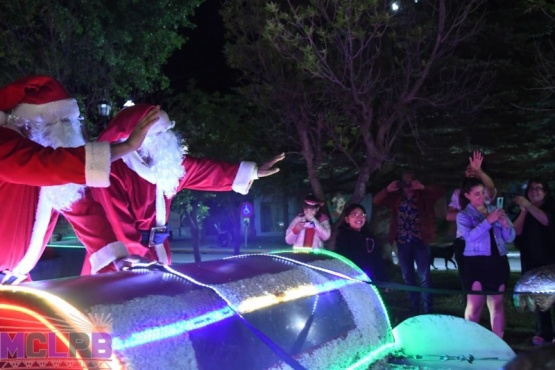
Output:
(97, 90), (112, 128)
(97, 100), (112, 117)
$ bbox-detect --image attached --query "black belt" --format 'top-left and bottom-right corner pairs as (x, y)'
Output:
(140, 226), (170, 246)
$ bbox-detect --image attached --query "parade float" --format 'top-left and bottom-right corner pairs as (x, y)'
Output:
(3, 248), (547, 370)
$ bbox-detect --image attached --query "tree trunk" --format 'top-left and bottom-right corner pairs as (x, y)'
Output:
(187, 205), (202, 263)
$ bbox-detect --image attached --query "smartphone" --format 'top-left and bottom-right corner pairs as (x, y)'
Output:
(496, 197), (504, 209)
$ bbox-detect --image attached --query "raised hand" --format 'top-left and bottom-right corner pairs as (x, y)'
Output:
(468, 150), (484, 173)
(125, 106), (161, 151)
(410, 179), (425, 190)
(110, 106), (161, 162)
(386, 181), (401, 192)
(257, 152), (285, 178)
(514, 195), (531, 211)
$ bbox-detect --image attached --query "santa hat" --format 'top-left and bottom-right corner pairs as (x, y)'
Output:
(98, 104), (154, 143)
(98, 103), (170, 143)
(0, 75), (80, 126)
(303, 194), (324, 207)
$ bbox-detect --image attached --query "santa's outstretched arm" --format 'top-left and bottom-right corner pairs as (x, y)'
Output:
(178, 153), (286, 195)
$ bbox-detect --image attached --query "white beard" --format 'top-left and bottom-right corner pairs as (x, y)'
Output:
(29, 118), (86, 211)
(138, 130), (185, 197)
(29, 118), (86, 149)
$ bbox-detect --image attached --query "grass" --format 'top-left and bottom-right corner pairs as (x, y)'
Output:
(376, 263), (538, 354)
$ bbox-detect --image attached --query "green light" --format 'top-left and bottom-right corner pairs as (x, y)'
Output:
(270, 247), (370, 281)
(45, 243), (84, 249)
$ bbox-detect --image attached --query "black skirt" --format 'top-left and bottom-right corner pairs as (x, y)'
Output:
(462, 230), (510, 292)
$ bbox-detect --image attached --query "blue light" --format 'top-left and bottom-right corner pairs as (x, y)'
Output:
(112, 307), (234, 351)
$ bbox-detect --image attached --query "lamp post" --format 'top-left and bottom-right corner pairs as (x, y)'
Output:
(97, 91), (112, 128)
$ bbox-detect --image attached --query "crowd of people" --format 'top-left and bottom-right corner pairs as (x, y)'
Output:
(1, 75), (552, 347)
(285, 152), (554, 345)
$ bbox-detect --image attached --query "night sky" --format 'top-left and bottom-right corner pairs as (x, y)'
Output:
(164, 0), (236, 93)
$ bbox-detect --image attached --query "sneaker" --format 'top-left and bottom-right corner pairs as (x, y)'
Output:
(532, 336), (545, 345)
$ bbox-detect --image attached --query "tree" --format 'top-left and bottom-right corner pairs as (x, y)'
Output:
(389, 0), (555, 188)
(222, 0), (490, 209)
(0, 0), (201, 133)
(524, 1), (555, 100)
(172, 190), (213, 262)
(164, 83), (283, 258)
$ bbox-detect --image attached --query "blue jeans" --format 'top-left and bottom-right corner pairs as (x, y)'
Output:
(397, 239), (433, 314)
(536, 306), (554, 340)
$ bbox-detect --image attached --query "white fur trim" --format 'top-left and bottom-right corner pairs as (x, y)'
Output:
(0, 111), (7, 126)
(89, 241), (129, 274)
(152, 187), (169, 264)
(85, 142), (110, 187)
(122, 152), (170, 265)
(148, 110), (173, 134)
(153, 243), (169, 264)
(12, 190), (53, 275)
(231, 161), (258, 195)
(12, 99), (80, 123)
(155, 187), (166, 226)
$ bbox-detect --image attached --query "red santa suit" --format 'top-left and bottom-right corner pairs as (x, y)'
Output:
(89, 104), (258, 264)
(0, 76), (128, 283)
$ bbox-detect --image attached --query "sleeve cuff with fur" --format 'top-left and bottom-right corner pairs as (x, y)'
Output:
(231, 161), (258, 195)
(85, 142), (111, 187)
(89, 241), (129, 274)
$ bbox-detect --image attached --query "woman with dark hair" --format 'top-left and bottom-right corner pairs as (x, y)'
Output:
(513, 179), (555, 345)
(456, 177), (515, 338)
(334, 203), (386, 282)
(285, 194), (331, 249)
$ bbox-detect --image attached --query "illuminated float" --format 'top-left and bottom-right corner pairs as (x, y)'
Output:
(513, 263), (555, 313)
(0, 249), (518, 369)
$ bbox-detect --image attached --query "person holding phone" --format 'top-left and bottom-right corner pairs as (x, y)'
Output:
(513, 179), (555, 345)
(446, 151), (497, 290)
(456, 177), (515, 338)
(285, 194), (331, 249)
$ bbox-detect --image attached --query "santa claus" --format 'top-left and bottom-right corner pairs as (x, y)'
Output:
(90, 103), (284, 264)
(0, 76), (159, 283)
